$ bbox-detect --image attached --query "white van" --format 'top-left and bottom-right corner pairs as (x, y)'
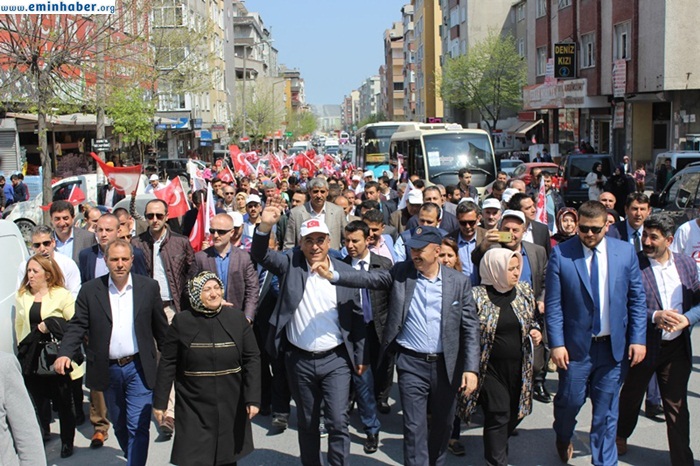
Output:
(0, 220), (29, 354)
(654, 151), (700, 173)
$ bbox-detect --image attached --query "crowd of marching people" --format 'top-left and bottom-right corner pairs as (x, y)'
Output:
(4, 149), (700, 466)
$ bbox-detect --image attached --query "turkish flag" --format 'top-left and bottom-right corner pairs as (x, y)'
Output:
(230, 145), (253, 176)
(153, 177), (189, 219)
(188, 182), (216, 252)
(68, 185), (86, 205)
(218, 166), (236, 184)
(89, 152), (142, 195)
(535, 176), (548, 226)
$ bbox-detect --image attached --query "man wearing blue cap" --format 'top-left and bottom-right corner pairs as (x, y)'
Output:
(314, 225), (480, 466)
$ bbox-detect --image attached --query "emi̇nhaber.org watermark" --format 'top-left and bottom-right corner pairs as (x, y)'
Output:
(0, 0), (115, 13)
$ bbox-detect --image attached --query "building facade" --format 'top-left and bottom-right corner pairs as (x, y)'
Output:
(412, 0), (443, 122)
(384, 21), (406, 120)
(402, 3), (417, 121)
(358, 75), (381, 123)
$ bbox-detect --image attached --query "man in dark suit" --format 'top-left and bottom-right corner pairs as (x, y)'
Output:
(546, 201), (647, 464)
(192, 213), (259, 321)
(55, 239), (169, 466)
(252, 200), (365, 466)
(342, 220), (393, 453)
(447, 200), (486, 285)
(356, 181), (396, 225)
(507, 192), (552, 256)
(605, 192), (650, 251)
(617, 214), (700, 464)
(405, 186), (460, 233)
(315, 226), (480, 466)
(97, 183), (124, 209)
(284, 177), (347, 250)
(394, 203), (449, 262)
(50, 200), (97, 264)
(79, 214), (148, 282)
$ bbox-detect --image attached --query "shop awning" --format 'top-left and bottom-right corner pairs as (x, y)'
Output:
(514, 119), (543, 137)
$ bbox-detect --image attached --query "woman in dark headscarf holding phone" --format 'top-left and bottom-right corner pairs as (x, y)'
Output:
(457, 248), (541, 466)
(154, 271), (261, 466)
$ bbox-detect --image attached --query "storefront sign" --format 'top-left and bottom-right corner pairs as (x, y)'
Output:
(554, 43), (577, 79)
(613, 59), (627, 98)
(613, 103), (625, 129)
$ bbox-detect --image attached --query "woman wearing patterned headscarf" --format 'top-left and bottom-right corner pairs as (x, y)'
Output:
(153, 271), (261, 465)
(457, 248), (541, 466)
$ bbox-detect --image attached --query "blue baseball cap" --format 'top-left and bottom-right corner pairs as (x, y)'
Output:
(406, 226), (443, 249)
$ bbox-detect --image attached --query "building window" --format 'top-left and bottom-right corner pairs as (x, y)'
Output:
(516, 3), (525, 21)
(536, 46), (547, 76)
(536, 0), (547, 18)
(393, 82), (404, 91)
(518, 38), (526, 58)
(152, 0), (185, 27)
(558, 0), (571, 9)
(614, 22), (631, 60)
(581, 33), (596, 68)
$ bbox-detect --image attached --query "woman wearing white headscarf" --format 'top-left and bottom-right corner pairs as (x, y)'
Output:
(456, 248), (542, 466)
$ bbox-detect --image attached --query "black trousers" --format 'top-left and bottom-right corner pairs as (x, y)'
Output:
(618, 337), (693, 466)
(25, 374), (75, 445)
(367, 323), (395, 404)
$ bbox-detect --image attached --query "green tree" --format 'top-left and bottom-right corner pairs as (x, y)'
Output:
(285, 109), (317, 140)
(358, 112), (388, 128)
(440, 31), (526, 134)
(230, 78), (286, 143)
(106, 87), (155, 160)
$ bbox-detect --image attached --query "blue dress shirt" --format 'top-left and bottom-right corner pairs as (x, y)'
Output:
(396, 266), (444, 353)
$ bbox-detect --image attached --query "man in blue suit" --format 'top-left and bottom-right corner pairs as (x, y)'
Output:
(545, 201), (647, 465)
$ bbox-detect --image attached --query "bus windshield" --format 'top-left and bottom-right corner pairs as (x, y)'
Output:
(423, 133), (495, 178)
(363, 125), (399, 165)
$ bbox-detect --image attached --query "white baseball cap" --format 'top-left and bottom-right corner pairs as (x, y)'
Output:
(300, 218), (330, 237)
(502, 188), (520, 204)
(149, 174), (159, 181)
(351, 175), (362, 181)
(407, 190), (423, 205)
(501, 209), (526, 224)
(482, 198), (502, 211)
(363, 170), (374, 178)
(228, 211), (244, 228)
(458, 197), (478, 205)
(246, 194), (262, 205)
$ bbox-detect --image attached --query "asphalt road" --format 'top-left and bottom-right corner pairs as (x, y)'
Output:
(45, 330), (700, 466)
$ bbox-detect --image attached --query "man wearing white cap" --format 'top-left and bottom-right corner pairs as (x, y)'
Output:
(251, 198), (366, 466)
(390, 189), (423, 234)
(350, 174), (363, 195)
(241, 194), (268, 251)
(480, 198), (503, 230)
(144, 174), (164, 194)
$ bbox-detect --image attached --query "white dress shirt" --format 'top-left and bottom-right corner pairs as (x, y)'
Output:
(522, 222), (534, 244)
(650, 255), (684, 341)
(351, 251), (371, 308)
(17, 251), (81, 298)
(286, 259), (342, 352)
(309, 203), (327, 224)
(152, 232), (173, 301)
(108, 275), (139, 359)
(104, 187), (115, 208)
(584, 238), (610, 337)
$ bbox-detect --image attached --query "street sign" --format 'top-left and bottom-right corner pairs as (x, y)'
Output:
(554, 43), (576, 79)
(284, 131), (293, 137)
(92, 139), (110, 151)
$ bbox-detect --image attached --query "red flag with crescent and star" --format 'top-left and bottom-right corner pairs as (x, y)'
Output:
(535, 176), (548, 225)
(153, 176), (189, 218)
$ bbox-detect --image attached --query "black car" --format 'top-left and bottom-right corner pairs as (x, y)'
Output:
(559, 153), (614, 207)
(157, 158), (206, 179)
(650, 161), (700, 227)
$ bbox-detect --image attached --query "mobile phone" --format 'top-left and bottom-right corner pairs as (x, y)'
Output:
(497, 232), (513, 243)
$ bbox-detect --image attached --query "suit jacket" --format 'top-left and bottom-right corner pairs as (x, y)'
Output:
(251, 231), (365, 371)
(64, 227), (97, 264)
(58, 274), (169, 391)
(443, 202), (457, 216)
(78, 244), (148, 283)
(342, 253), (392, 341)
(530, 220), (552, 257)
(405, 209), (460, 233)
(192, 246), (259, 320)
(638, 252), (700, 365)
(284, 201), (347, 250)
(606, 220), (632, 241)
(334, 262), (480, 385)
(354, 201), (396, 226)
(97, 185), (125, 208)
(545, 237), (647, 362)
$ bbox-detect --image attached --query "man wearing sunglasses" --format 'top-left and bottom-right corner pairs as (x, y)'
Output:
(131, 199), (195, 435)
(446, 200), (486, 285)
(545, 200), (646, 464)
(217, 186), (237, 213)
(17, 225), (81, 298)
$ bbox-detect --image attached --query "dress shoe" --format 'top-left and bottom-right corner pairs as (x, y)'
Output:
(60, 443), (74, 458)
(90, 431), (106, 449)
(160, 416), (175, 436)
(271, 413), (289, 430)
(616, 436), (628, 456)
(645, 402), (664, 419)
(377, 400), (391, 414)
(363, 433), (379, 454)
(447, 439), (465, 456)
(533, 384), (552, 403)
(555, 440), (573, 462)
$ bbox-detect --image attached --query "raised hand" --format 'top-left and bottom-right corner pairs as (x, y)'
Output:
(260, 195), (284, 227)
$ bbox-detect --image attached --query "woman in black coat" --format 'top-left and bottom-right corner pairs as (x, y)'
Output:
(154, 271), (261, 466)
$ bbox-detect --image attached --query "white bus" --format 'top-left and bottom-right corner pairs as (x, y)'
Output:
(390, 123), (497, 195)
(354, 122), (407, 178)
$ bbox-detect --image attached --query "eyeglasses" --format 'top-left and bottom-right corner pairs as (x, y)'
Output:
(224, 192), (235, 196)
(209, 228), (232, 236)
(32, 240), (52, 248)
(579, 225), (604, 234)
(145, 213), (166, 220)
(459, 220), (478, 227)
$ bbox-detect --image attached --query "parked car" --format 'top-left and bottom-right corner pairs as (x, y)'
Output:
(0, 220), (29, 354)
(559, 154), (614, 206)
(499, 158), (524, 176)
(157, 158), (206, 179)
(650, 161), (700, 227)
(511, 162), (562, 188)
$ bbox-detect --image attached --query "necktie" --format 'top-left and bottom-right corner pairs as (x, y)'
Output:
(633, 230), (641, 252)
(359, 260), (372, 324)
(590, 248), (601, 335)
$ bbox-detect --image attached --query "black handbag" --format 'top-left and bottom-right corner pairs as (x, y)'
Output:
(35, 338), (60, 376)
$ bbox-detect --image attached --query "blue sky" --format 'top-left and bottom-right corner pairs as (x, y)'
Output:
(251, 0), (408, 106)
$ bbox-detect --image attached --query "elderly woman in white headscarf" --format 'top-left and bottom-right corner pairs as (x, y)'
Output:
(153, 271), (261, 466)
(457, 248), (541, 466)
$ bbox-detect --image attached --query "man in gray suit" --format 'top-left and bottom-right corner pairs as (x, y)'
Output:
(192, 213), (259, 321)
(314, 226), (480, 466)
(50, 200), (97, 264)
(284, 177), (347, 250)
(252, 199), (365, 466)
